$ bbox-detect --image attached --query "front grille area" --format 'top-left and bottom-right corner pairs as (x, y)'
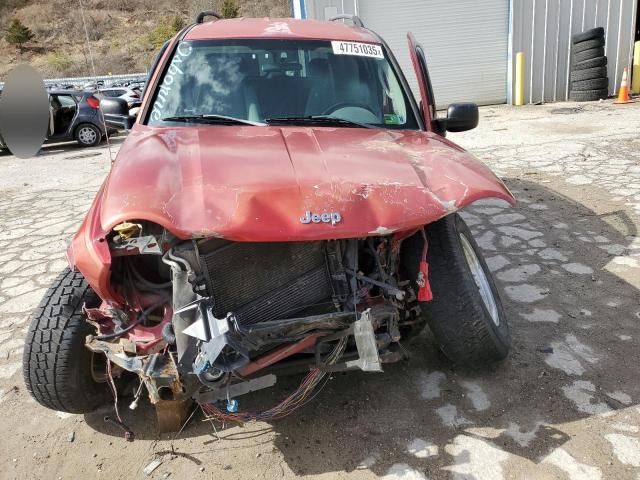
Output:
(200, 241), (335, 325)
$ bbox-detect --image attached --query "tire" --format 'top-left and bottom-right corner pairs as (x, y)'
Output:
(23, 268), (109, 413)
(74, 123), (102, 147)
(573, 37), (605, 53)
(571, 77), (609, 91)
(572, 27), (605, 44)
(574, 47), (605, 63)
(573, 56), (608, 71)
(569, 88), (608, 102)
(570, 66), (607, 82)
(404, 214), (510, 366)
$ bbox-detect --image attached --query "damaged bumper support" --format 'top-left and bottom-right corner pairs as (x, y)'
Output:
(84, 235), (414, 426)
(178, 300), (394, 379)
(86, 340), (183, 404)
(85, 301), (397, 406)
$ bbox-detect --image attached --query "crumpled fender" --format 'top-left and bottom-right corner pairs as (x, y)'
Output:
(67, 178), (122, 305)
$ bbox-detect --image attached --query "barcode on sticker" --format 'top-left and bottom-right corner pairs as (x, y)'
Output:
(331, 41), (384, 59)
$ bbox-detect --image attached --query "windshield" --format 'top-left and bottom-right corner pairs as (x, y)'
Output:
(147, 39), (418, 129)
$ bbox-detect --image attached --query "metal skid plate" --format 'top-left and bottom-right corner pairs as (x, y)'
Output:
(194, 374), (277, 404)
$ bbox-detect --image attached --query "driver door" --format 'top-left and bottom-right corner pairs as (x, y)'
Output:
(407, 32), (439, 134)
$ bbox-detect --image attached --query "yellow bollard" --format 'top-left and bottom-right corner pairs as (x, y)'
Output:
(515, 52), (525, 106)
(632, 41), (640, 95)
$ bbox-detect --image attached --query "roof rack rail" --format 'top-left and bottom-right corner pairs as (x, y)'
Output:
(328, 14), (365, 28)
(195, 11), (222, 24)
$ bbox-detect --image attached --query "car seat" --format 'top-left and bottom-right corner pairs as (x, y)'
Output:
(330, 55), (382, 122)
(304, 58), (335, 116)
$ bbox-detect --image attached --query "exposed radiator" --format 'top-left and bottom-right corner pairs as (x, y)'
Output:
(199, 241), (335, 325)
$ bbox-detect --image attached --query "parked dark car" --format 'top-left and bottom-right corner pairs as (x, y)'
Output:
(0, 89), (115, 150)
(47, 89), (116, 146)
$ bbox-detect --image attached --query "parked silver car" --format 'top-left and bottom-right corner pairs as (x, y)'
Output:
(98, 87), (141, 108)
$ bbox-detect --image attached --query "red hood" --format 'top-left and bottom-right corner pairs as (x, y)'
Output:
(100, 125), (514, 241)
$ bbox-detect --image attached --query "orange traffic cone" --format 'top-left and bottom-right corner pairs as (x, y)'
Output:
(614, 67), (633, 104)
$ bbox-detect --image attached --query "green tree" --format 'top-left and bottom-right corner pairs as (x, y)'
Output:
(170, 15), (185, 32)
(147, 15), (187, 49)
(221, 0), (239, 18)
(4, 18), (34, 52)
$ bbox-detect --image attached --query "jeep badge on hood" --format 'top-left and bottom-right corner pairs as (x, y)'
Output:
(300, 211), (342, 225)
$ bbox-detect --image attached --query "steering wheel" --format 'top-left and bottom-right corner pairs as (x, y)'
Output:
(321, 102), (378, 117)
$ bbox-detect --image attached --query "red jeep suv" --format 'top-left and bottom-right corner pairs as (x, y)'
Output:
(24, 13), (514, 431)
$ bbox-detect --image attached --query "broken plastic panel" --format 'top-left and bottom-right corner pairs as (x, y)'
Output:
(345, 309), (383, 372)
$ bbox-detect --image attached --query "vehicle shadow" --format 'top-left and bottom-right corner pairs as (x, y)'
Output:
(84, 178), (640, 478)
(38, 134), (127, 155)
(0, 134), (126, 158)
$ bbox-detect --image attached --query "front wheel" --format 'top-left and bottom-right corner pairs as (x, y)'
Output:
(23, 268), (110, 413)
(403, 213), (511, 366)
(75, 123), (102, 147)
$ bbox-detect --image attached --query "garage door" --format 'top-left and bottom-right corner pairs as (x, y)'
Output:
(357, 0), (509, 108)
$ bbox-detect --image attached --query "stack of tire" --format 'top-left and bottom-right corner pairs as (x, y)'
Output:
(570, 27), (609, 102)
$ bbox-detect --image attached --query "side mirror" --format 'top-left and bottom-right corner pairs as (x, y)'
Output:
(441, 103), (479, 132)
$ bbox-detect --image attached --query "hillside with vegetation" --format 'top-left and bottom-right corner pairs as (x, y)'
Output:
(0, 0), (291, 79)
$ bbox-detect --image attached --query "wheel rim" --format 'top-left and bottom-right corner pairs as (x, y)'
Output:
(78, 126), (97, 145)
(459, 233), (500, 326)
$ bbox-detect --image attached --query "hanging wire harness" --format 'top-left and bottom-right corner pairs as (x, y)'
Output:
(200, 336), (348, 422)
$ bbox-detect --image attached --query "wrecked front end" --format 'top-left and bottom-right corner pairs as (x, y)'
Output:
(67, 128), (514, 429)
(83, 221), (426, 429)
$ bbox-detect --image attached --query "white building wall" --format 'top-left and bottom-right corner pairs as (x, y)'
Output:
(302, 0), (638, 105)
(305, 0), (509, 107)
(357, 0), (509, 107)
(304, 0), (357, 20)
(511, 0), (638, 104)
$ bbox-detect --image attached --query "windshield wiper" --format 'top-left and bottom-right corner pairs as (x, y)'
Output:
(265, 115), (376, 129)
(161, 114), (265, 126)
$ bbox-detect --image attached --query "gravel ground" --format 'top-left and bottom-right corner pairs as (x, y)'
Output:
(0, 101), (639, 480)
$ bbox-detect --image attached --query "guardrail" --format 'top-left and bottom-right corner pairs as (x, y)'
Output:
(0, 72), (148, 89)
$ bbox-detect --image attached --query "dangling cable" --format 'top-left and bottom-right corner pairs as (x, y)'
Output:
(106, 359), (122, 423)
(200, 336), (348, 423)
(78, 0), (114, 164)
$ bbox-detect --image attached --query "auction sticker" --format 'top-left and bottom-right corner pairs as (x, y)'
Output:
(331, 41), (384, 59)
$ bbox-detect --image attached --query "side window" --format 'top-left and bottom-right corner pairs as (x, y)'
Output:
(57, 95), (76, 108)
(378, 62), (408, 126)
(415, 46), (437, 120)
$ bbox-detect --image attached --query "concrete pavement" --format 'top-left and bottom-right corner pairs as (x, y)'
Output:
(0, 101), (639, 479)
